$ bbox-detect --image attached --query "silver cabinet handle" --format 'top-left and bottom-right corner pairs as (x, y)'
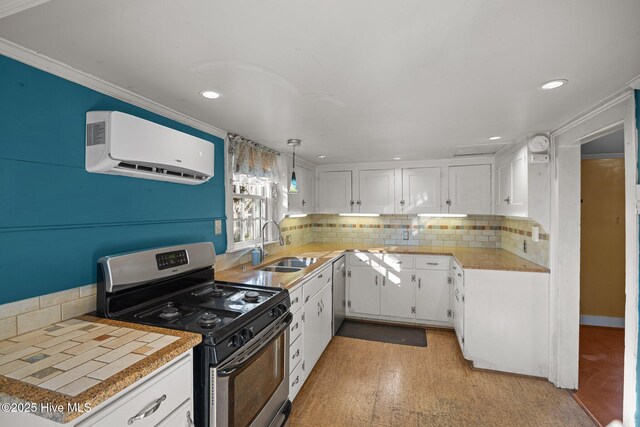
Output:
(292, 297), (299, 304)
(395, 261), (403, 264)
(457, 273), (462, 277)
(292, 375), (300, 386)
(504, 196), (511, 204)
(292, 349), (300, 359)
(291, 322), (299, 331)
(375, 275), (378, 286)
(382, 276), (386, 287)
(305, 295), (310, 303)
(318, 273), (323, 278)
(418, 278), (422, 289)
(187, 411), (195, 427)
(426, 262), (438, 266)
(128, 394), (166, 424)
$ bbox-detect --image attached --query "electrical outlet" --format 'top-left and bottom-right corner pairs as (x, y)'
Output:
(286, 235), (292, 245)
(402, 229), (409, 240)
(532, 226), (539, 242)
(214, 220), (222, 235)
(523, 240), (528, 253)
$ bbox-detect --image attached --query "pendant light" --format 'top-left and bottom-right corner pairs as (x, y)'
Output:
(288, 139), (301, 193)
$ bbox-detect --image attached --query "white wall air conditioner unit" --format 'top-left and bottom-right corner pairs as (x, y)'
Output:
(85, 111), (214, 185)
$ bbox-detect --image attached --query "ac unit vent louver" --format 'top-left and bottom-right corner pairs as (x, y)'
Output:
(115, 162), (208, 182)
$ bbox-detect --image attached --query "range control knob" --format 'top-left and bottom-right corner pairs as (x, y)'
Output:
(240, 328), (254, 341)
(229, 334), (245, 348)
(270, 306), (283, 318)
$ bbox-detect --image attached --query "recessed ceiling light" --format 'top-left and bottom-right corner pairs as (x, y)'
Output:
(200, 90), (221, 99)
(540, 80), (567, 90)
(393, 157), (401, 160)
(317, 155), (326, 159)
(489, 136), (501, 140)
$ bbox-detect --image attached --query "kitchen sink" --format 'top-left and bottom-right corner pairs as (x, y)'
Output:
(272, 257), (318, 268)
(259, 265), (303, 273)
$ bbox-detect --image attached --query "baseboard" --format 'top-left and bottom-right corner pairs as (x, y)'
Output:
(579, 315), (625, 328)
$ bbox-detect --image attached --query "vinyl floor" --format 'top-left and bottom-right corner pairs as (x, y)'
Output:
(573, 325), (624, 426)
(290, 329), (595, 427)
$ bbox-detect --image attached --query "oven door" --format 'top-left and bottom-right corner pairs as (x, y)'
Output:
(212, 312), (292, 427)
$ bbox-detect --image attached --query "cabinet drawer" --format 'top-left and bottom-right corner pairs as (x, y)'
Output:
(289, 357), (304, 401)
(348, 252), (382, 267)
(290, 307), (303, 343)
(289, 333), (304, 374)
(303, 266), (332, 302)
(155, 399), (193, 427)
(415, 256), (451, 270)
(77, 352), (192, 427)
(289, 286), (303, 314)
(383, 254), (414, 269)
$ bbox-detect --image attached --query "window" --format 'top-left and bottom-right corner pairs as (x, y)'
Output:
(232, 175), (271, 247)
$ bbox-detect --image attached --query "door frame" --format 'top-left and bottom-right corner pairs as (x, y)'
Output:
(549, 88), (638, 426)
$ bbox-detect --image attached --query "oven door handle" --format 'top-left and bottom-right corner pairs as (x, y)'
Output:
(218, 312), (292, 377)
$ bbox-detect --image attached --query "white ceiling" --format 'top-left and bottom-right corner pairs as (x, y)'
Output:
(1, 0), (639, 163)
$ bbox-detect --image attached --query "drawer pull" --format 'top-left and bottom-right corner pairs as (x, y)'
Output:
(187, 411), (195, 427)
(292, 349), (300, 359)
(292, 375), (300, 386)
(457, 273), (462, 278)
(318, 273), (323, 279)
(305, 295), (310, 303)
(292, 322), (299, 331)
(426, 262), (438, 266)
(128, 394), (166, 424)
(292, 297), (299, 304)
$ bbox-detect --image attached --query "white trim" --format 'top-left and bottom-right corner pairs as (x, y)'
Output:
(580, 315), (625, 328)
(629, 75), (640, 90)
(549, 89), (637, 427)
(0, 0), (48, 19)
(580, 153), (624, 160)
(0, 37), (227, 139)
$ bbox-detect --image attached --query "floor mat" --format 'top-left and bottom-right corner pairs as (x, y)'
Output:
(336, 320), (427, 347)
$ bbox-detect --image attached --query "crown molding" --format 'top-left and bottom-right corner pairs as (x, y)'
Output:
(629, 74), (640, 90)
(0, 37), (228, 139)
(0, 0), (49, 19)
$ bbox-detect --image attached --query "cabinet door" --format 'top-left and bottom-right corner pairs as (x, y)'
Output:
(288, 167), (314, 214)
(156, 399), (193, 427)
(415, 270), (450, 322)
(495, 160), (511, 214)
(452, 268), (464, 351)
(304, 283), (332, 373)
(357, 169), (396, 214)
(401, 167), (441, 214)
(348, 266), (380, 315)
(510, 148), (528, 216)
(318, 171), (352, 213)
(380, 269), (415, 319)
(447, 165), (491, 214)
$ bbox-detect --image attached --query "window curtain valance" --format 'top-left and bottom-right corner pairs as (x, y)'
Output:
(228, 133), (280, 181)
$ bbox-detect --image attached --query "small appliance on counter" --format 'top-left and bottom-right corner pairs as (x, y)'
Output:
(97, 242), (292, 427)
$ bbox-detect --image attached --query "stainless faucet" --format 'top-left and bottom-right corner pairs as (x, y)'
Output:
(261, 219), (285, 262)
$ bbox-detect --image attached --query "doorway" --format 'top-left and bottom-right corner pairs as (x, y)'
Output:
(574, 128), (626, 425)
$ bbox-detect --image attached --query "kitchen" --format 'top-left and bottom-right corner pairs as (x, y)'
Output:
(0, 1), (639, 427)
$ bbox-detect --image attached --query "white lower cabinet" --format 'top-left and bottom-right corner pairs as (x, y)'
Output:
(348, 253), (452, 326)
(415, 269), (450, 323)
(288, 265), (333, 402)
(380, 269), (414, 319)
(451, 261), (465, 352)
(155, 399), (194, 427)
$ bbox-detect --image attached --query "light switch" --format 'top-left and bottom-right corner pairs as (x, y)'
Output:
(214, 220), (222, 235)
(532, 226), (539, 242)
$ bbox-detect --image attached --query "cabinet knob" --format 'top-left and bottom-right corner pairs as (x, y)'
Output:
(504, 196), (511, 204)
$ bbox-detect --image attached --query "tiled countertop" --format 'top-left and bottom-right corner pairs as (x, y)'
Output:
(216, 243), (549, 290)
(0, 316), (201, 423)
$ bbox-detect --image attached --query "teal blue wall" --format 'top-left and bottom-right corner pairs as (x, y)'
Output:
(0, 55), (226, 305)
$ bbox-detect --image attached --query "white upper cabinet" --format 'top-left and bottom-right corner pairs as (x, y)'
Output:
(495, 146), (528, 217)
(400, 167), (441, 214)
(317, 170), (353, 213)
(357, 169), (396, 214)
(288, 167), (315, 214)
(447, 165), (492, 214)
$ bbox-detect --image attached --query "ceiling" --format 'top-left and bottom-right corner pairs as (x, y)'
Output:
(1, 0), (639, 163)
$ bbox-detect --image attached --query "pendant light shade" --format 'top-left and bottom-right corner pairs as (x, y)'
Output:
(288, 139), (301, 194)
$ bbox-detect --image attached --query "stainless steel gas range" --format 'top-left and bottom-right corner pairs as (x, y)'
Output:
(96, 242), (292, 427)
